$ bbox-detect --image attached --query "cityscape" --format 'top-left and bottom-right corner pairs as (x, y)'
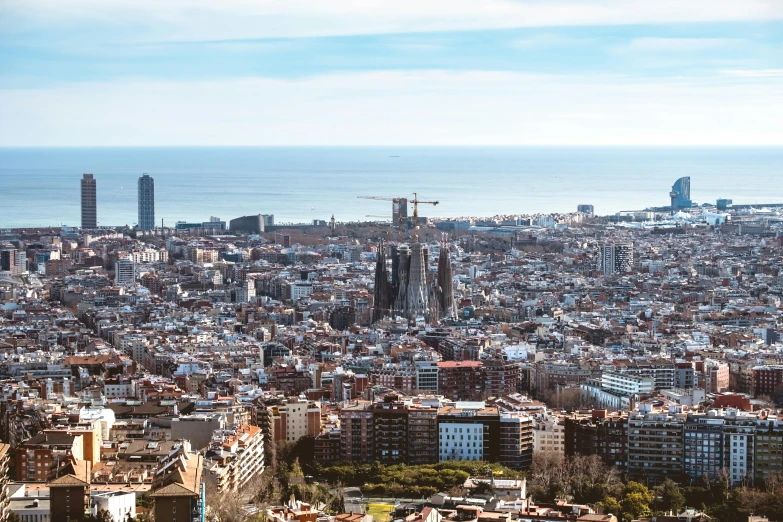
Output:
(3, 2), (783, 522)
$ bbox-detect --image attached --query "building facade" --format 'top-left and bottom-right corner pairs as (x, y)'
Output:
(137, 174), (155, 231)
(81, 174), (97, 229)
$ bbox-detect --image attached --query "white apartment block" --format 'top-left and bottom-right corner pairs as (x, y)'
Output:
(439, 423), (484, 462)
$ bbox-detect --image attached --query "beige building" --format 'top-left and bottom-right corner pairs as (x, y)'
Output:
(532, 414), (565, 455)
(270, 398), (321, 442)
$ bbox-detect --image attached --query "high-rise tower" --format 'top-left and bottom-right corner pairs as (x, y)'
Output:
(81, 174), (97, 228)
(138, 174), (155, 230)
(670, 177), (692, 210)
(600, 242), (634, 275)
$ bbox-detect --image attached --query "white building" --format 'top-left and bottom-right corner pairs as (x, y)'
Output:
(439, 423), (484, 462)
(91, 491), (136, 522)
(291, 282), (313, 300)
(115, 258), (135, 286)
(415, 360), (439, 393)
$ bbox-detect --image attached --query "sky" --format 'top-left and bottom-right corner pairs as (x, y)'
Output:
(0, 0), (782, 146)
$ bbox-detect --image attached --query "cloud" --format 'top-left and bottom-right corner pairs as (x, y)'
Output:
(624, 37), (744, 52)
(2, 0), (783, 41)
(1, 70), (782, 146)
(721, 68), (783, 77)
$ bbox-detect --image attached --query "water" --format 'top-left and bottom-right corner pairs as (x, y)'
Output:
(1, 146), (781, 228)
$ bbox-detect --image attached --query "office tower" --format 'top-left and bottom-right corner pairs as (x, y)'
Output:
(81, 174), (97, 228)
(137, 174), (155, 230)
(115, 258), (135, 286)
(600, 242), (634, 275)
(577, 204), (594, 217)
(670, 176), (693, 209)
(392, 198), (408, 226)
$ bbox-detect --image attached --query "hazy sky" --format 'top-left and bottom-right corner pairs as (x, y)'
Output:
(1, 0), (782, 146)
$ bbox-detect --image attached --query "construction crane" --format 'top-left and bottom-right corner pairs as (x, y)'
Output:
(359, 194), (439, 242)
(358, 196), (405, 241)
(410, 192), (439, 242)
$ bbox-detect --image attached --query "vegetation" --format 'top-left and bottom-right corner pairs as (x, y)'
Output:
(527, 453), (783, 522)
(317, 460), (523, 498)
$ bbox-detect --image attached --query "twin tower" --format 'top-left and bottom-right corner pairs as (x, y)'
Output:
(79, 173), (155, 230)
(372, 240), (456, 323)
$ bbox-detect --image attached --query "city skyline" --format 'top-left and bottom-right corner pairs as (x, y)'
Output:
(1, 1), (782, 146)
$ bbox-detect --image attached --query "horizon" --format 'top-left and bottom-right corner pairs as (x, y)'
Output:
(1, 1), (783, 147)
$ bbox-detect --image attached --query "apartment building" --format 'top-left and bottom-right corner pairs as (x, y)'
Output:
(627, 406), (685, 485)
(269, 398), (321, 442)
(438, 361), (483, 401)
(204, 424), (264, 491)
(339, 401), (374, 462)
(532, 415), (565, 455)
(437, 404), (500, 463)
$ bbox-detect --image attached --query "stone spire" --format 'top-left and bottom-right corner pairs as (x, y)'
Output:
(372, 240), (390, 323)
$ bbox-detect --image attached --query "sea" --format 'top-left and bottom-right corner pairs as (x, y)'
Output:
(1, 146), (782, 229)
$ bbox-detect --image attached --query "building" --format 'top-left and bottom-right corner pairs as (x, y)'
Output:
(408, 405), (438, 464)
(581, 372), (653, 411)
(229, 214), (274, 234)
(149, 452), (204, 522)
(705, 360), (730, 393)
(532, 415), (565, 455)
(49, 474), (90, 522)
(373, 397), (409, 464)
(91, 491), (136, 522)
(564, 410), (628, 470)
(483, 359), (522, 398)
(600, 243), (634, 276)
(438, 403), (500, 463)
(115, 258), (135, 286)
(15, 432), (84, 482)
(339, 401), (374, 462)
(415, 361), (439, 393)
(81, 174), (97, 228)
(750, 366), (783, 398)
(171, 414), (226, 450)
(670, 176), (692, 210)
(683, 411), (725, 482)
(392, 198), (408, 227)
(269, 398), (322, 442)
(577, 204), (594, 217)
(498, 412), (533, 470)
(0, 249), (25, 276)
(438, 361), (483, 401)
(627, 406), (685, 485)
(204, 424), (265, 491)
(137, 174), (155, 230)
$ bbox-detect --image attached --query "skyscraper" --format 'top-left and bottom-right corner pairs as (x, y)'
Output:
(138, 174), (155, 230)
(600, 242), (634, 275)
(670, 176), (692, 210)
(81, 174), (97, 228)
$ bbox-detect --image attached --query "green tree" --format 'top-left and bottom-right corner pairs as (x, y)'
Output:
(597, 496), (621, 517)
(621, 482), (654, 521)
(654, 479), (685, 515)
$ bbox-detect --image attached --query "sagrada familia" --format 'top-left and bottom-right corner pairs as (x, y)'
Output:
(372, 239), (456, 324)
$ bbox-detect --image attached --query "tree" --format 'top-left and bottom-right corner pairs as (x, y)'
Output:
(654, 479), (685, 515)
(596, 496), (621, 517)
(621, 482), (654, 522)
